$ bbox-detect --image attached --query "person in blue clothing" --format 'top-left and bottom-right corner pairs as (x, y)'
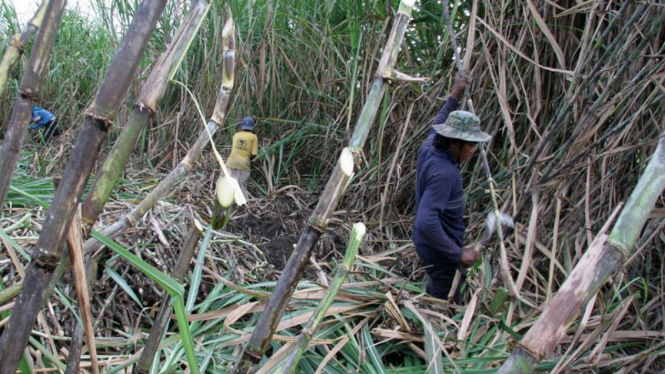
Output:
(413, 75), (491, 303)
(30, 106), (60, 141)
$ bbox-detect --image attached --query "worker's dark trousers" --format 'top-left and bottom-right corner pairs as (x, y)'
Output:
(415, 246), (466, 303)
(425, 267), (465, 304)
(32, 119), (61, 141)
(43, 119), (61, 141)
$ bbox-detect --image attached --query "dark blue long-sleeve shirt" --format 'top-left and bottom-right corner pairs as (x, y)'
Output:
(413, 98), (466, 270)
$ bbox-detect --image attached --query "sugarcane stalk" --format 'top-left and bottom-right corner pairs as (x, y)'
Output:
(348, 0), (413, 150)
(135, 172), (238, 373)
(516, 3), (651, 203)
(135, 222), (203, 374)
(236, 149), (355, 373)
(0, 286), (32, 373)
(0, 0), (65, 209)
(68, 6), (212, 366)
(277, 223), (365, 374)
(82, 13), (235, 253)
(84, 119), (220, 245)
(0, 282), (21, 306)
(0, 1), (48, 99)
(496, 131), (665, 374)
(233, 2), (415, 373)
(81, 0), (211, 231)
(0, 116), (228, 308)
(539, 90), (665, 185)
(64, 208), (99, 374)
(0, 1), (168, 371)
(535, 11), (665, 186)
(0, 12), (236, 312)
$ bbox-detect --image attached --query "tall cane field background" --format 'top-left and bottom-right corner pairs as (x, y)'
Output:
(0, 0), (663, 373)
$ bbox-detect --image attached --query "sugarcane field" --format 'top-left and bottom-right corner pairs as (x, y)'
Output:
(0, 0), (663, 373)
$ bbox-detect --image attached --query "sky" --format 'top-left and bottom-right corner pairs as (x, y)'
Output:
(10, 0), (99, 23)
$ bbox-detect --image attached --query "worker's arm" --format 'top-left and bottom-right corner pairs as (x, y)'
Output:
(449, 73), (467, 101)
(428, 74), (467, 136)
(413, 172), (463, 264)
(429, 99), (459, 135)
(29, 114), (42, 129)
(251, 134), (258, 156)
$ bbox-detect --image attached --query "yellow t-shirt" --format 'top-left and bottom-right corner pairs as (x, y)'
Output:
(226, 131), (258, 170)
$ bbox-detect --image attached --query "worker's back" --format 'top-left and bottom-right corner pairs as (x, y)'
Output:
(226, 130), (258, 170)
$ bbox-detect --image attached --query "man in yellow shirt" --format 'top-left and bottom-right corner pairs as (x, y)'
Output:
(226, 117), (258, 199)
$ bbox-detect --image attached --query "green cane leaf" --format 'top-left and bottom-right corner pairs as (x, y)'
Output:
(105, 265), (143, 308)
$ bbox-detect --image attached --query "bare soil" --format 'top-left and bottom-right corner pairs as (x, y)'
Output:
(225, 190), (349, 275)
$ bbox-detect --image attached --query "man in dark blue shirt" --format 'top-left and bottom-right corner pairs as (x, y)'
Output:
(413, 76), (491, 302)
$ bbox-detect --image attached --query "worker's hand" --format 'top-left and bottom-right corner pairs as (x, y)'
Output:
(450, 73), (467, 101)
(460, 247), (480, 268)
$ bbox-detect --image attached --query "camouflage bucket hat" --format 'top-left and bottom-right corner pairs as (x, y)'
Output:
(432, 110), (491, 143)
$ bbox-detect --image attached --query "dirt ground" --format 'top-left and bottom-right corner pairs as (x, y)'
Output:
(225, 189), (348, 274)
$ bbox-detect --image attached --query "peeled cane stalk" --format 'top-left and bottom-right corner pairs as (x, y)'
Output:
(82, 12), (235, 252)
(133, 174), (237, 373)
(234, 2), (415, 372)
(0, 1), (168, 371)
(60, 4), (212, 366)
(496, 132), (665, 374)
(81, 0), (212, 231)
(64, 208), (99, 374)
(276, 223), (365, 374)
(0, 10), (236, 314)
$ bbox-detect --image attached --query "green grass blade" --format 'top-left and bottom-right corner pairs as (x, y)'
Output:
(8, 185), (50, 209)
(92, 231), (184, 296)
(405, 302), (444, 374)
(186, 225), (213, 311)
(91, 231), (197, 374)
(105, 265), (143, 308)
(19, 350), (33, 374)
(173, 296), (199, 373)
(362, 324), (387, 374)
(0, 227), (31, 260)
